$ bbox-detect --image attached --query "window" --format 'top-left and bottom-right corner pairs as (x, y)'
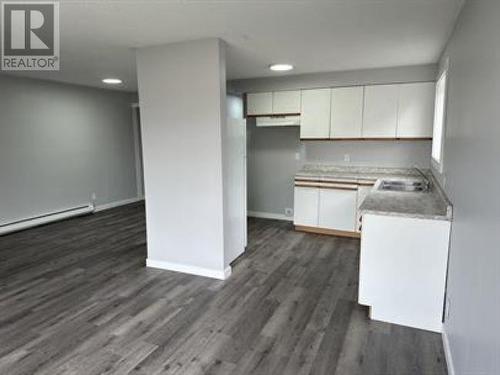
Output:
(432, 69), (448, 172)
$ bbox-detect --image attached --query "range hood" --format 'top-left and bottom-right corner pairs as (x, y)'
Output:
(256, 115), (300, 127)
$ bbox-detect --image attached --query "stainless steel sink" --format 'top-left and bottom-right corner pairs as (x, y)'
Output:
(378, 180), (429, 192)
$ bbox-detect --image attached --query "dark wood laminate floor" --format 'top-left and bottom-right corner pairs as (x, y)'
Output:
(0, 203), (447, 375)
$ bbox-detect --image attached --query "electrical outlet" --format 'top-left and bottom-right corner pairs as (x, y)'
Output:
(91, 192), (96, 201)
(285, 208), (293, 217)
(295, 152), (301, 161)
(344, 154), (351, 162)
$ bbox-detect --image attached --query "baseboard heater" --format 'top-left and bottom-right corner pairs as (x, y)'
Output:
(0, 204), (95, 236)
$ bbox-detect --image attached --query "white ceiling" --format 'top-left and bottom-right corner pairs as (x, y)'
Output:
(6, 0), (464, 92)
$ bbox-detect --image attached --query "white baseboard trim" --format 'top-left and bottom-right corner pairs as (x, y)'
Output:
(442, 327), (456, 375)
(247, 210), (293, 222)
(94, 197), (144, 212)
(146, 259), (232, 280)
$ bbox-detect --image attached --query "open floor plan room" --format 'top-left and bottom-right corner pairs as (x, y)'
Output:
(1, 0), (499, 374)
(0, 204), (447, 375)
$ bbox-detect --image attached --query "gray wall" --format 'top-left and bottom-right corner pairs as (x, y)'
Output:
(246, 121), (301, 217)
(304, 140), (431, 168)
(435, 1), (499, 374)
(232, 65), (435, 217)
(0, 74), (139, 225)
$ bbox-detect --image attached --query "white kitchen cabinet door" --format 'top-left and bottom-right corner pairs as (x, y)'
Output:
(300, 89), (331, 139)
(318, 188), (357, 232)
(330, 86), (364, 139)
(272, 90), (301, 114)
(356, 185), (373, 232)
(293, 187), (319, 227)
(362, 84), (399, 138)
(397, 82), (435, 138)
(246, 92), (273, 116)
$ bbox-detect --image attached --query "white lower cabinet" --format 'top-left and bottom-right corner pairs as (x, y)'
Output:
(318, 188), (357, 232)
(293, 187), (319, 226)
(359, 214), (451, 332)
(294, 181), (374, 234)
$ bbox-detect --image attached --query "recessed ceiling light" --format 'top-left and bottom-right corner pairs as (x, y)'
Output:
(102, 78), (123, 85)
(269, 64), (294, 72)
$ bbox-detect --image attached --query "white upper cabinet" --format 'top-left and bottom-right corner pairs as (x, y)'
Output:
(330, 86), (364, 139)
(246, 92), (273, 116)
(362, 84), (399, 138)
(247, 90), (301, 116)
(272, 90), (301, 114)
(397, 82), (435, 138)
(249, 83), (435, 139)
(300, 88), (331, 139)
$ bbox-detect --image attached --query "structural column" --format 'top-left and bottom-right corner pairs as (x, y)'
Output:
(137, 38), (229, 279)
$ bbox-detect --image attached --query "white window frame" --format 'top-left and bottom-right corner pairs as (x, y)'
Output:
(431, 65), (448, 173)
